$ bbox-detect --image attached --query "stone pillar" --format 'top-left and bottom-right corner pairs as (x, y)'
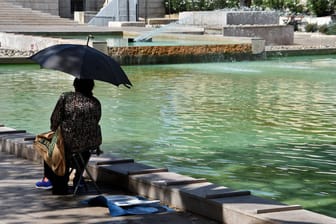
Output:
(74, 11), (85, 24)
(138, 0), (165, 19)
(251, 38), (265, 54)
(59, 0), (72, 18)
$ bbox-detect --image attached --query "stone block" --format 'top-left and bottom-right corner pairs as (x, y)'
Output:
(108, 21), (146, 27)
(147, 18), (178, 25)
(227, 11), (279, 25)
(258, 208), (336, 224)
(252, 38), (265, 54)
(223, 25), (294, 45)
(96, 162), (165, 188)
(87, 156), (134, 182)
(25, 144), (42, 162)
(128, 172), (207, 203)
(74, 11), (85, 24)
(180, 11), (280, 27)
(1, 132), (31, 155)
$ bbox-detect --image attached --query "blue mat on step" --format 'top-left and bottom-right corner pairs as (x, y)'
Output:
(81, 195), (174, 216)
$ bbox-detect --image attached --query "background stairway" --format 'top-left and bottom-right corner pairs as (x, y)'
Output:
(0, 0), (80, 26)
(0, 0), (124, 35)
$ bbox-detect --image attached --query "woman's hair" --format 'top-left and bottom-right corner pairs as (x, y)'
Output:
(73, 78), (94, 97)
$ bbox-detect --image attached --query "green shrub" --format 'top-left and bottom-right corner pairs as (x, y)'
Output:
(318, 24), (329, 33)
(326, 23), (336, 35)
(305, 23), (318, 32)
(163, 0), (335, 16)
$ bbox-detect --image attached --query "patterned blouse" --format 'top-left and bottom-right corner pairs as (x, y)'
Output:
(50, 92), (102, 153)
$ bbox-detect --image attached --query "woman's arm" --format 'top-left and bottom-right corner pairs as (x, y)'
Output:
(50, 94), (65, 131)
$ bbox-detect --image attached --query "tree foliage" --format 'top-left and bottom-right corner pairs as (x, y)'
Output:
(164, 0), (238, 14)
(307, 0), (336, 17)
(252, 0), (305, 13)
(164, 0), (335, 16)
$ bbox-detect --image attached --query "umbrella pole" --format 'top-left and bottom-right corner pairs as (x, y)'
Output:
(86, 35), (94, 46)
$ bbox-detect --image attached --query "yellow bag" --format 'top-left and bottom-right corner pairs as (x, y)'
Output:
(34, 127), (66, 176)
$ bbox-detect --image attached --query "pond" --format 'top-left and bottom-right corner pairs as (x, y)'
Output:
(0, 55), (335, 218)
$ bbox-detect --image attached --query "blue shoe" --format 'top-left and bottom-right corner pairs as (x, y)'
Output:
(35, 178), (53, 190)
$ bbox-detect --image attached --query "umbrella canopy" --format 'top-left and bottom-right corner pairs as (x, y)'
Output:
(29, 44), (132, 88)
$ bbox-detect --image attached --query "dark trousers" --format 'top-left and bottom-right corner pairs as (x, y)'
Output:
(44, 161), (69, 194)
(44, 150), (91, 195)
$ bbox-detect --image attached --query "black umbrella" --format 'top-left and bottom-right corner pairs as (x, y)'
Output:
(29, 44), (132, 88)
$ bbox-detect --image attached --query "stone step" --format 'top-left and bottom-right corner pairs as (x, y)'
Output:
(0, 20), (78, 24)
(0, 13), (76, 20)
(0, 17), (76, 24)
(0, 19), (76, 23)
(0, 0), (79, 26)
(0, 22), (78, 26)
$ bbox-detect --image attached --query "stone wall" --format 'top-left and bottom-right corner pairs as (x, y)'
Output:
(180, 11), (280, 27)
(7, 0), (166, 21)
(108, 43), (253, 64)
(0, 32), (85, 52)
(138, 0), (165, 19)
(7, 0), (59, 15)
(60, 0), (105, 19)
(226, 11), (279, 25)
(88, 0), (138, 26)
(223, 25), (294, 45)
(59, 0), (71, 18)
(86, 0), (105, 11)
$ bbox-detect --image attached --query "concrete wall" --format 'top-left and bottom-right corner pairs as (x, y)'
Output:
(86, 0), (105, 11)
(227, 11), (279, 25)
(223, 25), (294, 45)
(8, 0), (105, 19)
(0, 32), (85, 52)
(59, 0), (71, 18)
(59, 0), (105, 19)
(6, 0), (166, 22)
(138, 0), (165, 19)
(89, 0), (138, 26)
(180, 11), (280, 27)
(7, 0), (59, 15)
(108, 43), (255, 64)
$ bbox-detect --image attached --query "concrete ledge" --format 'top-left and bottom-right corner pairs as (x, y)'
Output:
(0, 128), (41, 162)
(147, 18), (178, 25)
(223, 25), (294, 45)
(0, 32), (85, 51)
(266, 48), (336, 57)
(0, 57), (35, 64)
(109, 43), (257, 65)
(108, 21), (146, 27)
(179, 11), (280, 27)
(1, 125), (336, 224)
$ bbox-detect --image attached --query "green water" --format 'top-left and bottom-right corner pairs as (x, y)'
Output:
(1, 55), (336, 218)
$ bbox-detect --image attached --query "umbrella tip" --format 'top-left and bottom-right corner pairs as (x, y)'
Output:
(124, 84), (132, 89)
(86, 35), (94, 46)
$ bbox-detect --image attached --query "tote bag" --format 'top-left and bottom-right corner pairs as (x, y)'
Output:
(34, 127), (66, 176)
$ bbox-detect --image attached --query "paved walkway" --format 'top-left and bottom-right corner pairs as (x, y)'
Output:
(266, 32), (336, 51)
(0, 152), (218, 224)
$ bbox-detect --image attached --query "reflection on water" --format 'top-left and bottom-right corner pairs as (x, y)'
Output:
(0, 55), (336, 217)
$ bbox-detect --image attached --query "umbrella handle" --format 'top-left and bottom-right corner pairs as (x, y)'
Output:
(86, 35), (94, 46)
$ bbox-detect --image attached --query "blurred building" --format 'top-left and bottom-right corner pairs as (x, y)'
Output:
(5, 0), (165, 22)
